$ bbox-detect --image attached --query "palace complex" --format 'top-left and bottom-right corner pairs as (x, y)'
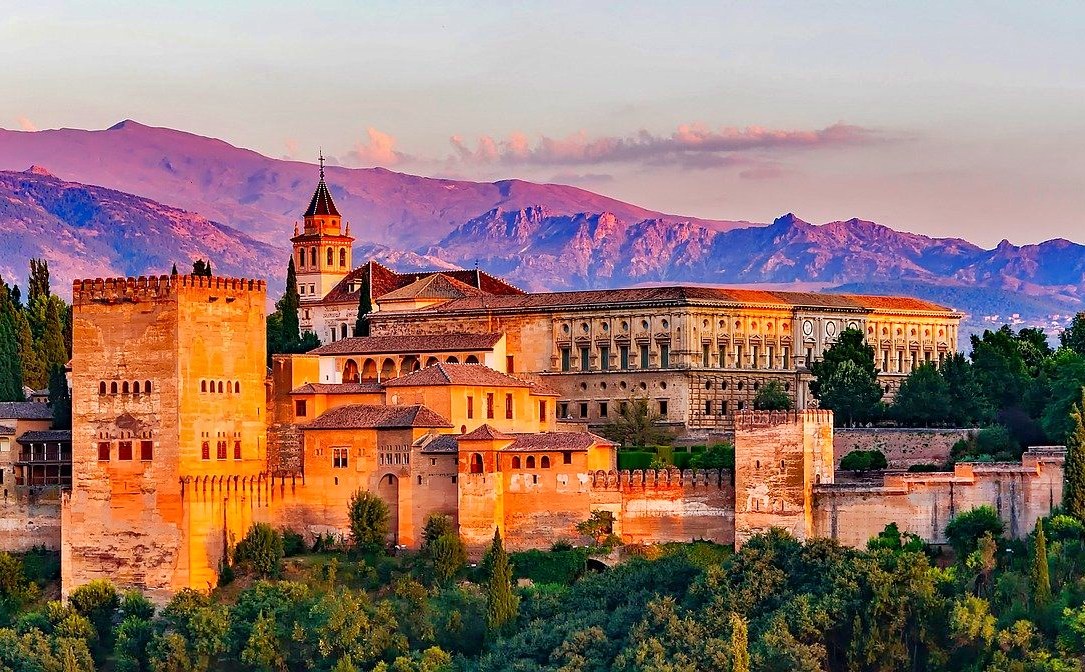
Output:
(0, 168), (1062, 603)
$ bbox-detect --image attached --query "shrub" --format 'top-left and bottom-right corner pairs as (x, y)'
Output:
(348, 489), (390, 554)
(427, 534), (468, 586)
(617, 451), (655, 470)
(576, 510), (615, 545)
(281, 528), (306, 557)
(422, 514), (456, 547)
(233, 523), (285, 577)
(510, 549), (588, 585)
(907, 463), (943, 472)
(1045, 514), (1085, 541)
(690, 443), (734, 470)
(19, 547), (60, 587)
(839, 450), (888, 471)
(69, 580), (119, 655)
(976, 425), (1018, 456)
(672, 452), (692, 469)
(945, 505), (1005, 558)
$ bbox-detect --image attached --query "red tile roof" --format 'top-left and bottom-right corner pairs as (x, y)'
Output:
(383, 363), (537, 389)
(459, 424), (513, 441)
(303, 404), (452, 430)
(0, 402), (54, 421)
(378, 274), (486, 302)
(317, 260), (524, 308)
(503, 432), (615, 452)
(415, 434), (458, 454)
(303, 174), (340, 217)
(290, 382), (384, 395)
(310, 333), (503, 356)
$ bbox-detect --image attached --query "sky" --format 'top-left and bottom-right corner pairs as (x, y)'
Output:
(2, 1), (1083, 247)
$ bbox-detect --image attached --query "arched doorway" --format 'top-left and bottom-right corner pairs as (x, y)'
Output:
(361, 359), (377, 381)
(470, 453), (484, 474)
(377, 475), (400, 545)
(380, 358), (397, 380)
(343, 359), (359, 383)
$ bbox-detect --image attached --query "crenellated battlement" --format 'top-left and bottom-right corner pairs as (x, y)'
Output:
(72, 275), (266, 305)
(733, 408), (834, 430)
(589, 468), (730, 489)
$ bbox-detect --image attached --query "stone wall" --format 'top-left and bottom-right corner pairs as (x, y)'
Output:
(833, 428), (973, 469)
(814, 449), (1064, 548)
(0, 492), (61, 551)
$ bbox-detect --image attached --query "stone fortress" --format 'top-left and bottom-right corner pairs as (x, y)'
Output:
(0, 167), (1063, 602)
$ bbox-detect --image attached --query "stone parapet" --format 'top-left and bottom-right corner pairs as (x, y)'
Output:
(72, 275), (266, 305)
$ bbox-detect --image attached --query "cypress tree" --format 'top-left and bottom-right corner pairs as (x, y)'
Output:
(191, 260), (213, 277)
(1032, 518), (1051, 609)
(354, 271), (372, 337)
(1066, 394), (1085, 522)
(41, 299), (68, 373)
(49, 364), (71, 430)
(170, 263), (179, 276)
(0, 279), (25, 401)
(15, 309), (45, 389)
(485, 528), (518, 636)
(731, 612), (749, 672)
(278, 258), (301, 351)
(26, 258), (50, 343)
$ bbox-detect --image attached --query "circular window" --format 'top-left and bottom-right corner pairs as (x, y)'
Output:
(639, 382), (647, 390)
(703, 320), (709, 328)
(737, 382), (744, 391)
(882, 327), (889, 335)
(938, 328), (944, 337)
(896, 328), (903, 336)
(581, 322), (589, 333)
(704, 381), (712, 390)
(662, 319), (669, 329)
(911, 328), (917, 336)
(803, 320), (813, 337)
(735, 320), (741, 329)
(719, 320), (725, 328)
(924, 328), (930, 337)
(751, 321), (758, 330)
(620, 381), (628, 390)
(825, 321), (837, 337)
(602, 322), (609, 332)
(642, 320), (650, 330)
(562, 324), (570, 334)
(579, 382), (587, 391)
(600, 381), (608, 390)
(622, 321), (629, 331)
(660, 381), (667, 390)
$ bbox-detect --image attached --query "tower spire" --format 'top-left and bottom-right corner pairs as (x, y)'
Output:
(319, 149), (325, 179)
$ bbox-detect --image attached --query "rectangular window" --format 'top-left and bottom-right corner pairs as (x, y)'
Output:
(705, 400), (712, 414)
(217, 441), (227, 460)
(201, 441), (210, 460)
(505, 393), (514, 419)
(783, 346), (790, 369)
(897, 350), (904, 372)
(619, 401), (629, 415)
(467, 395), (474, 419)
(558, 402), (569, 418)
(333, 447), (349, 468)
(579, 402), (589, 418)
(718, 345), (727, 369)
(660, 344), (670, 368)
(295, 400), (307, 417)
(882, 350), (890, 372)
(486, 393), (495, 419)
(924, 350), (932, 363)
(579, 346), (590, 372)
(736, 345), (744, 369)
(751, 345), (759, 369)
(563, 451), (572, 465)
(118, 441), (132, 461)
(767, 346), (774, 369)
(640, 344), (650, 369)
(599, 346), (610, 371)
(620, 345), (630, 370)
(506, 355), (515, 373)
(599, 402), (608, 418)
(702, 343), (710, 367)
(539, 400), (547, 422)
(233, 440), (241, 460)
(720, 400), (729, 416)
(806, 347), (813, 367)
(561, 348), (571, 372)
(910, 351), (918, 370)
(97, 441), (110, 461)
(659, 400), (668, 417)
(140, 440), (153, 461)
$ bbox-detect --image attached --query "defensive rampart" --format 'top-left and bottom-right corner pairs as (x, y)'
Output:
(833, 427), (973, 469)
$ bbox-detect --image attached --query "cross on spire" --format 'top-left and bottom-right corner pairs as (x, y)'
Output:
(318, 149), (325, 179)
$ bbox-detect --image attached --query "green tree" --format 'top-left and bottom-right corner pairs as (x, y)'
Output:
(279, 257), (301, 349)
(689, 443), (734, 470)
(1031, 518), (1051, 609)
(970, 326), (1031, 411)
(946, 506), (1005, 559)
(191, 259), (212, 277)
(891, 362), (952, 426)
(754, 380), (793, 411)
(839, 449), (888, 471)
(1062, 312), (1085, 355)
(0, 279), (25, 401)
(731, 612), (749, 672)
(1065, 393), (1085, 521)
(355, 271), (372, 337)
(68, 579), (120, 661)
(14, 309), (45, 390)
(485, 529), (518, 637)
(809, 327), (883, 425)
(348, 489), (390, 554)
(576, 510), (615, 545)
(940, 353), (991, 426)
(1039, 349), (1085, 442)
(599, 396), (674, 447)
(232, 523), (285, 578)
(421, 513), (455, 546)
(48, 364), (71, 430)
(426, 534), (467, 587)
(40, 298), (68, 373)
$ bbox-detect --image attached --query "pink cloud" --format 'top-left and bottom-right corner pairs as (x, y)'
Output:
(16, 116), (37, 132)
(445, 122), (881, 170)
(344, 127), (408, 167)
(738, 165), (797, 180)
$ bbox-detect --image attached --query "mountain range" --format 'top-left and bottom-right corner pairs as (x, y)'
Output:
(1, 120), (1083, 343)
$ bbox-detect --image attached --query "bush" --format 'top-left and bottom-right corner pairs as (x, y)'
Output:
(617, 451), (655, 470)
(690, 443), (734, 470)
(976, 425), (1018, 456)
(839, 450), (888, 471)
(348, 489), (390, 554)
(69, 580), (119, 656)
(422, 514), (456, 547)
(1045, 514), (1085, 541)
(281, 528), (306, 557)
(510, 549), (588, 586)
(907, 463), (944, 472)
(671, 452), (692, 469)
(945, 505), (1005, 558)
(233, 523), (285, 577)
(426, 534), (468, 586)
(19, 547), (60, 587)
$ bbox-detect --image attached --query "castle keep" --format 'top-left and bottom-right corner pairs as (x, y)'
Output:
(18, 169), (1059, 600)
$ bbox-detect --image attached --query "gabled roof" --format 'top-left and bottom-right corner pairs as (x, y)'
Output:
(290, 382), (383, 395)
(459, 424), (513, 441)
(378, 274), (486, 302)
(17, 430), (71, 444)
(304, 404), (452, 430)
(303, 176), (340, 217)
(310, 333), (503, 356)
(383, 363), (534, 389)
(415, 434), (458, 454)
(0, 425), (14, 436)
(503, 432), (615, 452)
(318, 260), (525, 307)
(0, 402), (53, 421)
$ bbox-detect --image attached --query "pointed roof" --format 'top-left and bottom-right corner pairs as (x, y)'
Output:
(378, 274), (486, 302)
(459, 424), (513, 441)
(303, 157), (340, 217)
(303, 404), (452, 430)
(383, 363), (536, 389)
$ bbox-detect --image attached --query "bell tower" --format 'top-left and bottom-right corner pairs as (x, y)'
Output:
(291, 154), (354, 303)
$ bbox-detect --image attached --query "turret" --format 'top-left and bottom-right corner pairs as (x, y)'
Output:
(290, 153), (354, 303)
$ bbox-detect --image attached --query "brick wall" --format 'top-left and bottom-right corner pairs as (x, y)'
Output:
(833, 428), (973, 469)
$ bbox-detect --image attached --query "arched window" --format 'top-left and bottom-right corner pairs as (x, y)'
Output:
(298, 249), (305, 268)
(541, 456), (550, 469)
(110, 382), (118, 394)
(512, 456), (521, 469)
(217, 381), (224, 393)
(343, 359), (359, 384)
(201, 380), (207, 392)
(526, 456), (536, 469)
(234, 381), (240, 393)
(327, 247), (334, 266)
(310, 247), (317, 266)
(339, 248), (347, 267)
(122, 381), (129, 394)
(132, 381), (140, 395)
(446, 356), (459, 364)
(465, 355), (480, 364)
(470, 453), (484, 474)
(341, 323), (349, 339)
(361, 359), (377, 381)
(98, 381), (106, 395)
(145, 381), (152, 394)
